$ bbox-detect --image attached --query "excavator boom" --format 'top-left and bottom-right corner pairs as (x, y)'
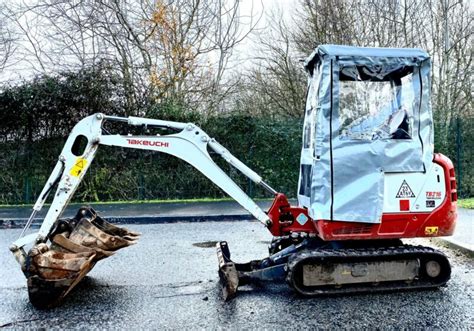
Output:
(12, 113), (275, 252)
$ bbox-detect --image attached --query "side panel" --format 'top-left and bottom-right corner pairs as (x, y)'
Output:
(329, 62), (427, 224)
(314, 154), (457, 240)
(384, 163), (446, 213)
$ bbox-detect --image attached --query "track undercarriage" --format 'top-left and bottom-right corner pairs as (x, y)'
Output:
(217, 238), (451, 300)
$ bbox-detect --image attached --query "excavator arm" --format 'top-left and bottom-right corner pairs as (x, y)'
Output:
(11, 113), (275, 257)
(9, 114), (279, 308)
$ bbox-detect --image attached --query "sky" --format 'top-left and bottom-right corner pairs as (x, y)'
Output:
(224, 0), (300, 73)
(0, 0), (300, 84)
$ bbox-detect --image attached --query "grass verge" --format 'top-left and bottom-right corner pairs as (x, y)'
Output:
(458, 198), (474, 209)
(0, 197), (275, 208)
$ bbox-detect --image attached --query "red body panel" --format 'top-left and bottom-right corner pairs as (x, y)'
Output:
(267, 153), (457, 241)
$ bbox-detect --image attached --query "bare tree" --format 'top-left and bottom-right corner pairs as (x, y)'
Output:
(145, 0), (262, 112)
(264, 0), (473, 124)
(235, 8), (306, 117)
(3, 0), (260, 114)
(0, 3), (17, 73)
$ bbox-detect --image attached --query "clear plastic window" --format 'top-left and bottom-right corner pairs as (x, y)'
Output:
(338, 65), (415, 140)
(303, 69), (322, 148)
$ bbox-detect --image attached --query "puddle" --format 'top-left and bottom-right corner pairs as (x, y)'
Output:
(193, 241), (218, 248)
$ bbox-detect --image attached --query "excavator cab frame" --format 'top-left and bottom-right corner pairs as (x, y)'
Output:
(299, 45), (438, 224)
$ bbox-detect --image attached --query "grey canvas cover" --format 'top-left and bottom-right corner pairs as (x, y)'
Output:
(298, 45), (433, 223)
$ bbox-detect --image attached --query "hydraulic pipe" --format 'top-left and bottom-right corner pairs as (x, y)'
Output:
(208, 139), (277, 195)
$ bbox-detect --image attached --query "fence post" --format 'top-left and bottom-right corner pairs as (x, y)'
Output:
(456, 116), (462, 197)
(248, 145), (254, 198)
(138, 173), (144, 200)
(24, 175), (30, 204)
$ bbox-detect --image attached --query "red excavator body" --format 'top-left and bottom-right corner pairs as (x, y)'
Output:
(268, 153), (457, 240)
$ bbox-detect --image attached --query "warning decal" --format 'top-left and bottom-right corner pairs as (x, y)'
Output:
(296, 213), (308, 226)
(426, 200), (435, 208)
(395, 180), (415, 198)
(424, 226), (438, 235)
(69, 158), (88, 177)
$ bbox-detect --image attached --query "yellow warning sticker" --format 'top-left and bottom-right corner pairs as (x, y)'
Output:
(69, 158), (88, 177)
(424, 226), (439, 236)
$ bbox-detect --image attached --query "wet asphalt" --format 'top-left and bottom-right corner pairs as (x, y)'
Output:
(1, 221), (473, 330)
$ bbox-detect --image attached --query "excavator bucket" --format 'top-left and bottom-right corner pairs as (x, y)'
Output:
(26, 207), (140, 309)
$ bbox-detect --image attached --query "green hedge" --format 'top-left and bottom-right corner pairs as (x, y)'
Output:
(0, 67), (302, 203)
(0, 67), (471, 204)
(0, 114), (302, 204)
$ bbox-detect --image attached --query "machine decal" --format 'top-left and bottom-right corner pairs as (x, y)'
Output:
(126, 139), (169, 147)
(69, 158), (88, 177)
(425, 226), (439, 235)
(399, 199), (410, 211)
(296, 213), (308, 225)
(426, 191), (442, 199)
(396, 180), (415, 198)
(426, 200), (435, 208)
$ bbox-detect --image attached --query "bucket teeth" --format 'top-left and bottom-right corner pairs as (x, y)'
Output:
(68, 218), (136, 251)
(26, 207), (141, 308)
(91, 215), (141, 238)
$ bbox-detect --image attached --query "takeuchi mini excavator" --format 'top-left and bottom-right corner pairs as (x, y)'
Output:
(10, 45), (457, 308)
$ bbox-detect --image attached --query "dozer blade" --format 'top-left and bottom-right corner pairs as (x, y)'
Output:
(216, 241), (288, 300)
(216, 241), (239, 301)
(26, 207), (141, 309)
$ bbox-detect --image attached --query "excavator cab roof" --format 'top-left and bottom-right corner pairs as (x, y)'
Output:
(298, 45), (434, 224)
(304, 45), (429, 73)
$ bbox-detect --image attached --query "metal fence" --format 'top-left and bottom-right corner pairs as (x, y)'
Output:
(1, 116), (303, 205)
(2, 116), (472, 205)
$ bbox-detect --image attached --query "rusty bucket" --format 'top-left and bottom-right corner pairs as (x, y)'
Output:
(26, 207), (140, 308)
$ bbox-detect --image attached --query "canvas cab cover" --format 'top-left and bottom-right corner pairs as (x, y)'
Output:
(298, 45), (433, 223)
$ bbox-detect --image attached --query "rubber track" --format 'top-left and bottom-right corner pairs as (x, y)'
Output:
(286, 245), (451, 296)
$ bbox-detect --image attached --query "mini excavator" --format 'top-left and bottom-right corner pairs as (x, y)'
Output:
(10, 45), (457, 308)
